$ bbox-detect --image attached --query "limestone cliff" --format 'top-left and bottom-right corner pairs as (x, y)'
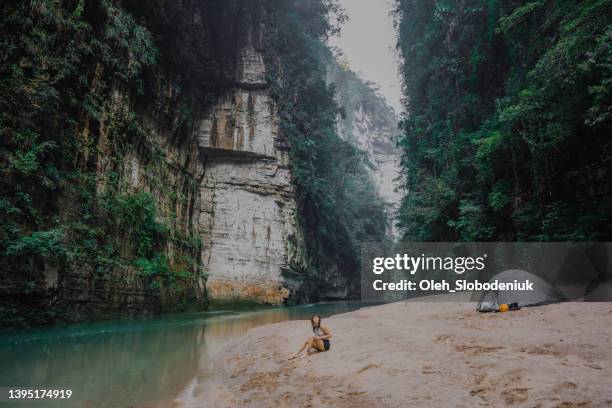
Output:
(197, 10), (306, 306)
(0, 0), (380, 327)
(76, 3), (307, 311)
(327, 60), (403, 236)
(76, 86), (207, 314)
(1, 0), (293, 326)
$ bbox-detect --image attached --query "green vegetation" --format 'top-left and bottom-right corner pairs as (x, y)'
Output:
(1, 0), (154, 268)
(269, 0), (389, 284)
(394, 0), (612, 241)
(0, 0), (208, 326)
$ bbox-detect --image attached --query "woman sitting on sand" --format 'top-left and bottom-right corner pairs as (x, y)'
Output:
(289, 314), (332, 359)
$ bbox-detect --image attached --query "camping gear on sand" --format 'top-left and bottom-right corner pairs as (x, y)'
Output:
(477, 269), (565, 312)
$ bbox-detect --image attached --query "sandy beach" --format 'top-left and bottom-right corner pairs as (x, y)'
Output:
(178, 302), (612, 407)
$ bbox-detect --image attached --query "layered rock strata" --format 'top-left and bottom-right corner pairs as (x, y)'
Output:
(197, 24), (305, 305)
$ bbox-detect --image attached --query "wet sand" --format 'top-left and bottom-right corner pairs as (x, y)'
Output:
(176, 302), (612, 407)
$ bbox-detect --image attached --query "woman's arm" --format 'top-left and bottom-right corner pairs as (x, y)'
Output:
(318, 325), (332, 340)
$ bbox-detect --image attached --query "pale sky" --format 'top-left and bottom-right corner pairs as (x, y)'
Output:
(329, 0), (403, 113)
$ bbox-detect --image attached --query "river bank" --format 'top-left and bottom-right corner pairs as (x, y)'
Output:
(0, 303), (365, 408)
(179, 301), (612, 407)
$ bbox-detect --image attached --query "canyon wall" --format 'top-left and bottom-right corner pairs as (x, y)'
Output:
(327, 61), (403, 236)
(86, 90), (207, 314)
(196, 19), (306, 305)
(1, 1), (381, 327)
(0, 1), (276, 326)
(2, 77), (211, 326)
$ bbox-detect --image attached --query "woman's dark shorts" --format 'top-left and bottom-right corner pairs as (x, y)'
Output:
(323, 339), (330, 351)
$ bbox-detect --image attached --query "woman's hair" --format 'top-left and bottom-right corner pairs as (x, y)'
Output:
(310, 314), (321, 329)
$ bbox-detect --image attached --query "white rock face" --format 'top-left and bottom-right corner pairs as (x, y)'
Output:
(353, 104), (403, 213)
(200, 159), (300, 302)
(197, 89), (278, 158)
(333, 78), (404, 237)
(236, 45), (267, 86)
(197, 33), (305, 305)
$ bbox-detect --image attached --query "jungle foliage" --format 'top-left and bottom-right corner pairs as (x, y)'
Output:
(394, 0), (612, 241)
(0, 0), (208, 325)
(269, 0), (389, 281)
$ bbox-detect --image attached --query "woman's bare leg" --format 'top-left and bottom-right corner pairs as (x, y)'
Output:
(310, 338), (325, 353)
(290, 337), (315, 359)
